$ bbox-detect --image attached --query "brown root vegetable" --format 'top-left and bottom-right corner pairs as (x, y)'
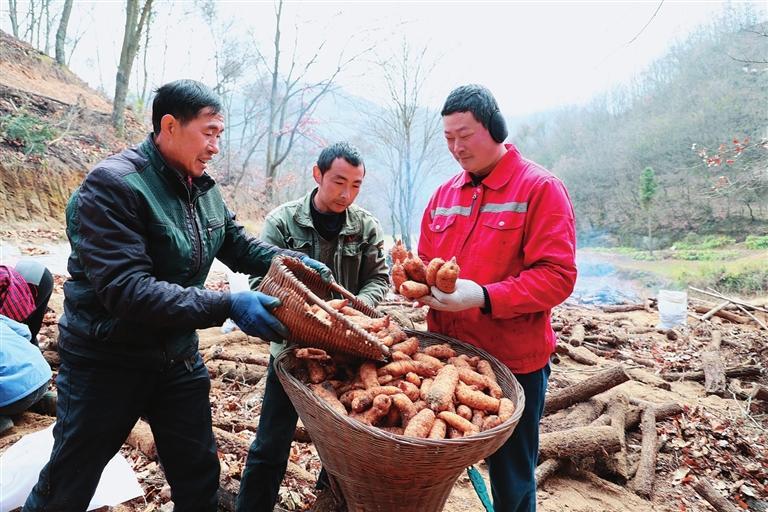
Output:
(456, 381), (500, 413)
(350, 386), (401, 413)
(447, 427), (463, 439)
(391, 351), (412, 362)
(403, 251), (428, 283)
(294, 347), (331, 361)
(426, 364), (460, 412)
(327, 299), (349, 310)
(391, 336), (420, 356)
(391, 393), (419, 426)
(351, 394), (392, 426)
(403, 408), (436, 438)
(447, 356), (472, 369)
(476, 360), (497, 382)
(404, 372), (421, 387)
(422, 343), (457, 360)
(377, 374), (396, 385)
(309, 382), (347, 416)
(428, 418), (447, 440)
(420, 378), (433, 401)
(438, 411), (479, 435)
(413, 353), (444, 373)
(471, 410), (486, 430)
(380, 426), (404, 436)
(306, 360), (327, 384)
(435, 256), (460, 293)
(400, 280), (430, 300)
(397, 380), (421, 402)
(359, 362), (380, 389)
(391, 240), (408, 264)
(391, 261), (407, 293)
(383, 405), (401, 427)
(425, 258), (446, 287)
(498, 398), (515, 422)
(481, 415), (503, 431)
(377, 360), (438, 378)
(457, 367), (503, 399)
(457, 404), (473, 421)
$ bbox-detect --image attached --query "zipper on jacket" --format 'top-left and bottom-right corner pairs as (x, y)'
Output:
(186, 177), (202, 277)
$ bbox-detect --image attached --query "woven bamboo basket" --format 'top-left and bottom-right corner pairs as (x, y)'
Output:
(275, 330), (526, 512)
(257, 255), (390, 361)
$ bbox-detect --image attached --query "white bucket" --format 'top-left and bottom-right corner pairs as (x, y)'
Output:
(657, 290), (688, 329)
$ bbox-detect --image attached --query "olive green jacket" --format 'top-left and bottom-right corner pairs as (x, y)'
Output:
(250, 190), (389, 355)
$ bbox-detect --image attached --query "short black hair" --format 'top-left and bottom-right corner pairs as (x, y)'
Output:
(152, 79), (222, 135)
(316, 142), (365, 175)
(440, 84), (499, 130)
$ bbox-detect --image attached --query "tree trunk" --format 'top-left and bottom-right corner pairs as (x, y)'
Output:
(112, 0), (153, 135)
(9, 0), (19, 37)
(692, 478), (740, 512)
(539, 425), (621, 459)
(54, 0), (73, 65)
(567, 324), (585, 346)
(692, 305), (749, 324)
(544, 365), (629, 415)
(661, 364), (761, 383)
(205, 360), (266, 384)
(629, 406), (657, 498)
(702, 330), (726, 395)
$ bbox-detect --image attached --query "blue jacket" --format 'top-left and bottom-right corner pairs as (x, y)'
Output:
(0, 315), (51, 408)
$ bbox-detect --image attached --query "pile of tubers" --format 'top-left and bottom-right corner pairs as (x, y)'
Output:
(389, 240), (460, 300)
(293, 298), (515, 439)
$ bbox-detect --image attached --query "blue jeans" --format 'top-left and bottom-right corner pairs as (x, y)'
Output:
(487, 364), (550, 512)
(23, 352), (219, 512)
(237, 356), (328, 512)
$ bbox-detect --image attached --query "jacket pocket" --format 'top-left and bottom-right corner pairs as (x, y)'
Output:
(286, 237), (312, 255)
(427, 215), (457, 234)
(480, 212), (526, 267)
(204, 217), (226, 260)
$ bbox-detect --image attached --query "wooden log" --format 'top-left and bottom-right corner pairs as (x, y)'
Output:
(206, 360), (266, 384)
(692, 305), (748, 324)
(555, 343), (599, 366)
(661, 365), (762, 383)
(626, 401), (683, 430)
(581, 343), (656, 368)
(749, 383), (768, 401)
(207, 349), (270, 366)
(601, 304), (646, 313)
(42, 350), (60, 367)
(734, 303), (768, 330)
(627, 368), (671, 390)
(583, 334), (621, 346)
(212, 419), (312, 443)
(605, 394), (630, 479)
(702, 330), (726, 395)
(539, 426), (621, 459)
(535, 459), (563, 487)
(198, 330), (251, 350)
(700, 301), (731, 321)
(629, 406), (657, 498)
(568, 324), (585, 346)
(126, 420), (157, 460)
(692, 478), (740, 512)
(544, 365), (630, 415)
(689, 286), (768, 313)
(551, 322), (564, 332)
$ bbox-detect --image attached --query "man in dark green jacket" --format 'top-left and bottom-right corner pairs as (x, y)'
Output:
(237, 142), (389, 512)
(24, 80), (330, 512)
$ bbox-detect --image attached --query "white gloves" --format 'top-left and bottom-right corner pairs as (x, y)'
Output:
(420, 279), (485, 312)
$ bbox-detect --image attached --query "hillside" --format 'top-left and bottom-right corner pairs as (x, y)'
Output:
(0, 29), (144, 228)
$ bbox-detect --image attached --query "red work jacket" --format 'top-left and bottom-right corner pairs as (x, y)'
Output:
(418, 145), (577, 374)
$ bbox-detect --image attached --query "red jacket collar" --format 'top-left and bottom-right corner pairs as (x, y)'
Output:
(451, 144), (521, 190)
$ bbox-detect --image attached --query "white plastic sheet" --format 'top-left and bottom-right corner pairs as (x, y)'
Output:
(0, 424), (143, 511)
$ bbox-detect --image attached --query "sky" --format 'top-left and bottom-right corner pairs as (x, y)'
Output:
(11, 0), (761, 120)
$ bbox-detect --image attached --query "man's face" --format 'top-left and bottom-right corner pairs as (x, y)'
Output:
(312, 157), (365, 214)
(443, 111), (500, 176)
(161, 107), (224, 178)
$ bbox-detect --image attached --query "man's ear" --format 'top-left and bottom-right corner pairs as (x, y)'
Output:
(312, 165), (323, 185)
(160, 114), (177, 137)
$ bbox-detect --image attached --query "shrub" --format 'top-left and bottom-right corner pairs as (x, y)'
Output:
(674, 234), (735, 250)
(0, 111), (57, 156)
(745, 235), (768, 250)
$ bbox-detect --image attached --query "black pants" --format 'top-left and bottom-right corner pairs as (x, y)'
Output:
(23, 352), (219, 512)
(486, 364), (551, 512)
(237, 356), (328, 512)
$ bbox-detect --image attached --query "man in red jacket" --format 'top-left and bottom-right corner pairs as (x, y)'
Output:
(419, 84), (577, 512)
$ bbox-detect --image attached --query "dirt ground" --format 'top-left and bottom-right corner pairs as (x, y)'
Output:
(1, 266), (766, 512)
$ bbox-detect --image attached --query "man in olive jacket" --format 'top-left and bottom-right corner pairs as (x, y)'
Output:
(24, 80), (331, 512)
(238, 142), (389, 511)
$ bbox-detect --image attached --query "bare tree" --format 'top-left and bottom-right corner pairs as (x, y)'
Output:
(112, 0), (153, 135)
(258, 0), (370, 202)
(371, 40), (445, 249)
(8, 0), (19, 37)
(55, 0), (73, 65)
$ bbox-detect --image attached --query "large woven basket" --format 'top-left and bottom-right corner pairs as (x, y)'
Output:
(257, 255), (389, 361)
(275, 330), (526, 512)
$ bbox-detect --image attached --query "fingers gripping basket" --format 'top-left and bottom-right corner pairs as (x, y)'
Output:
(275, 330), (526, 512)
(257, 255), (390, 361)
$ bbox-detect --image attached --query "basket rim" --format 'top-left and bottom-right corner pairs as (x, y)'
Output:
(274, 329), (526, 448)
